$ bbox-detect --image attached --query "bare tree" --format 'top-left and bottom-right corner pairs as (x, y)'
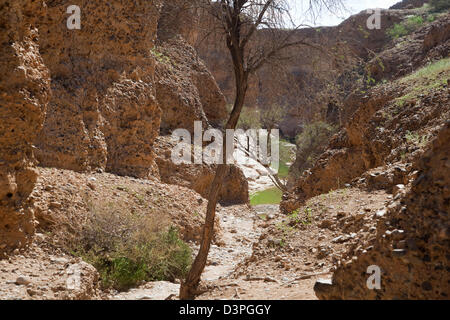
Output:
(179, 0), (344, 300)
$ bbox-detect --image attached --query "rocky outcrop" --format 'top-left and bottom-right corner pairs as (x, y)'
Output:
(33, 1), (227, 178)
(157, 0), (200, 46)
(155, 37), (227, 133)
(154, 136), (249, 204)
(390, 0), (428, 9)
(367, 13), (450, 82)
(0, 0), (51, 257)
(32, 167), (223, 245)
(315, 122), (450, 300)
(35, 0), (162, 178)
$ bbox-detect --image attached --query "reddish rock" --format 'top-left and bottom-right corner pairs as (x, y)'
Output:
(155, 37), (227, 133)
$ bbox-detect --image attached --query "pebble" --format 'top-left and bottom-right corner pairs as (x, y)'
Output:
(375, 209), (387, 218)
(15, 276), (31, 286)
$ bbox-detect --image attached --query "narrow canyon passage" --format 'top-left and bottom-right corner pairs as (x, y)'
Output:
(1, 0), (448, 303)
(112, 186), (392, 300)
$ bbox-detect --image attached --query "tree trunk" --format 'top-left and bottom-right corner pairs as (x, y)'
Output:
(178, 163), (228, 299)
(179, 65), (248, 299)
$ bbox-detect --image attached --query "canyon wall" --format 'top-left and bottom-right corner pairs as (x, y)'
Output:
(0, 0), (51, 257)
(1, 0), (248, 257)
(197, 9), (408, 137)
(282, 13), (450, 214)
(33, 0), (230, 177)
(34, 0), (163, 178)
(315, 122), (449, 299)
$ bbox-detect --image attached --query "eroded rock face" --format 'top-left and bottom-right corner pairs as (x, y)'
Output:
(154, 37), (227, 133)
(35, 0), (162, 178)
(315, 122), (450, 300)
(0, 0), (50, 257)
(157, 0), (200, 46)
(102, 75), (161, 178)
(35, 1), (227, 179)
(154, 136), (249, 204)
(367, 14), (450, 82)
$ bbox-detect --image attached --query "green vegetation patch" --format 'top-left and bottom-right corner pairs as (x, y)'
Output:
(69, 199), (192, 291)
(278, 138), (296, 178)
(405, 130), (430, 148)
(290, 121), (337, 181)
(395, 58), (450, 107)
(387, 15), (424, 39)
(250, 187), (282, 205)
(151, 47), (172, 65)
(430, 0), (450, 12)
(287, 207), (314, 226)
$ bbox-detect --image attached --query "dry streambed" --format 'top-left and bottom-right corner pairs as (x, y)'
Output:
(110, 204), (263, 300)
(0, 168), (390, 300)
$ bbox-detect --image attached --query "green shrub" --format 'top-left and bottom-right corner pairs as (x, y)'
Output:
(237, 104), (285, 131)
(387, 15), (424, 39)
(430, 0), (450, 12)
(260, 104), (284, 129)
(237, 106), (262, 130)
(287, 207), (313, 226)
(151, 47), (172, 65)
(70, 200), (192, 291)
(291, 121), (337, 179)
(405, 130), (429, 148)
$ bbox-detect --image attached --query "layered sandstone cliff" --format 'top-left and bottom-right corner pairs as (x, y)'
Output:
(32, 0), (236, 188)
(1, 0), (246, 258)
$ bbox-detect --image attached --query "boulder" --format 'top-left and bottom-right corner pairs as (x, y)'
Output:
(154, 136), (249, 204)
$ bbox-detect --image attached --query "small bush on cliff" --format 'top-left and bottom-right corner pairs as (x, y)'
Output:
(291, 121), (337, 179)
(151, 47), (172, 65)
(405, 131), (430, 148)
(387, 15), (424, 39)
(236, 106), (262, 130)
(70, 200), (192, 291)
